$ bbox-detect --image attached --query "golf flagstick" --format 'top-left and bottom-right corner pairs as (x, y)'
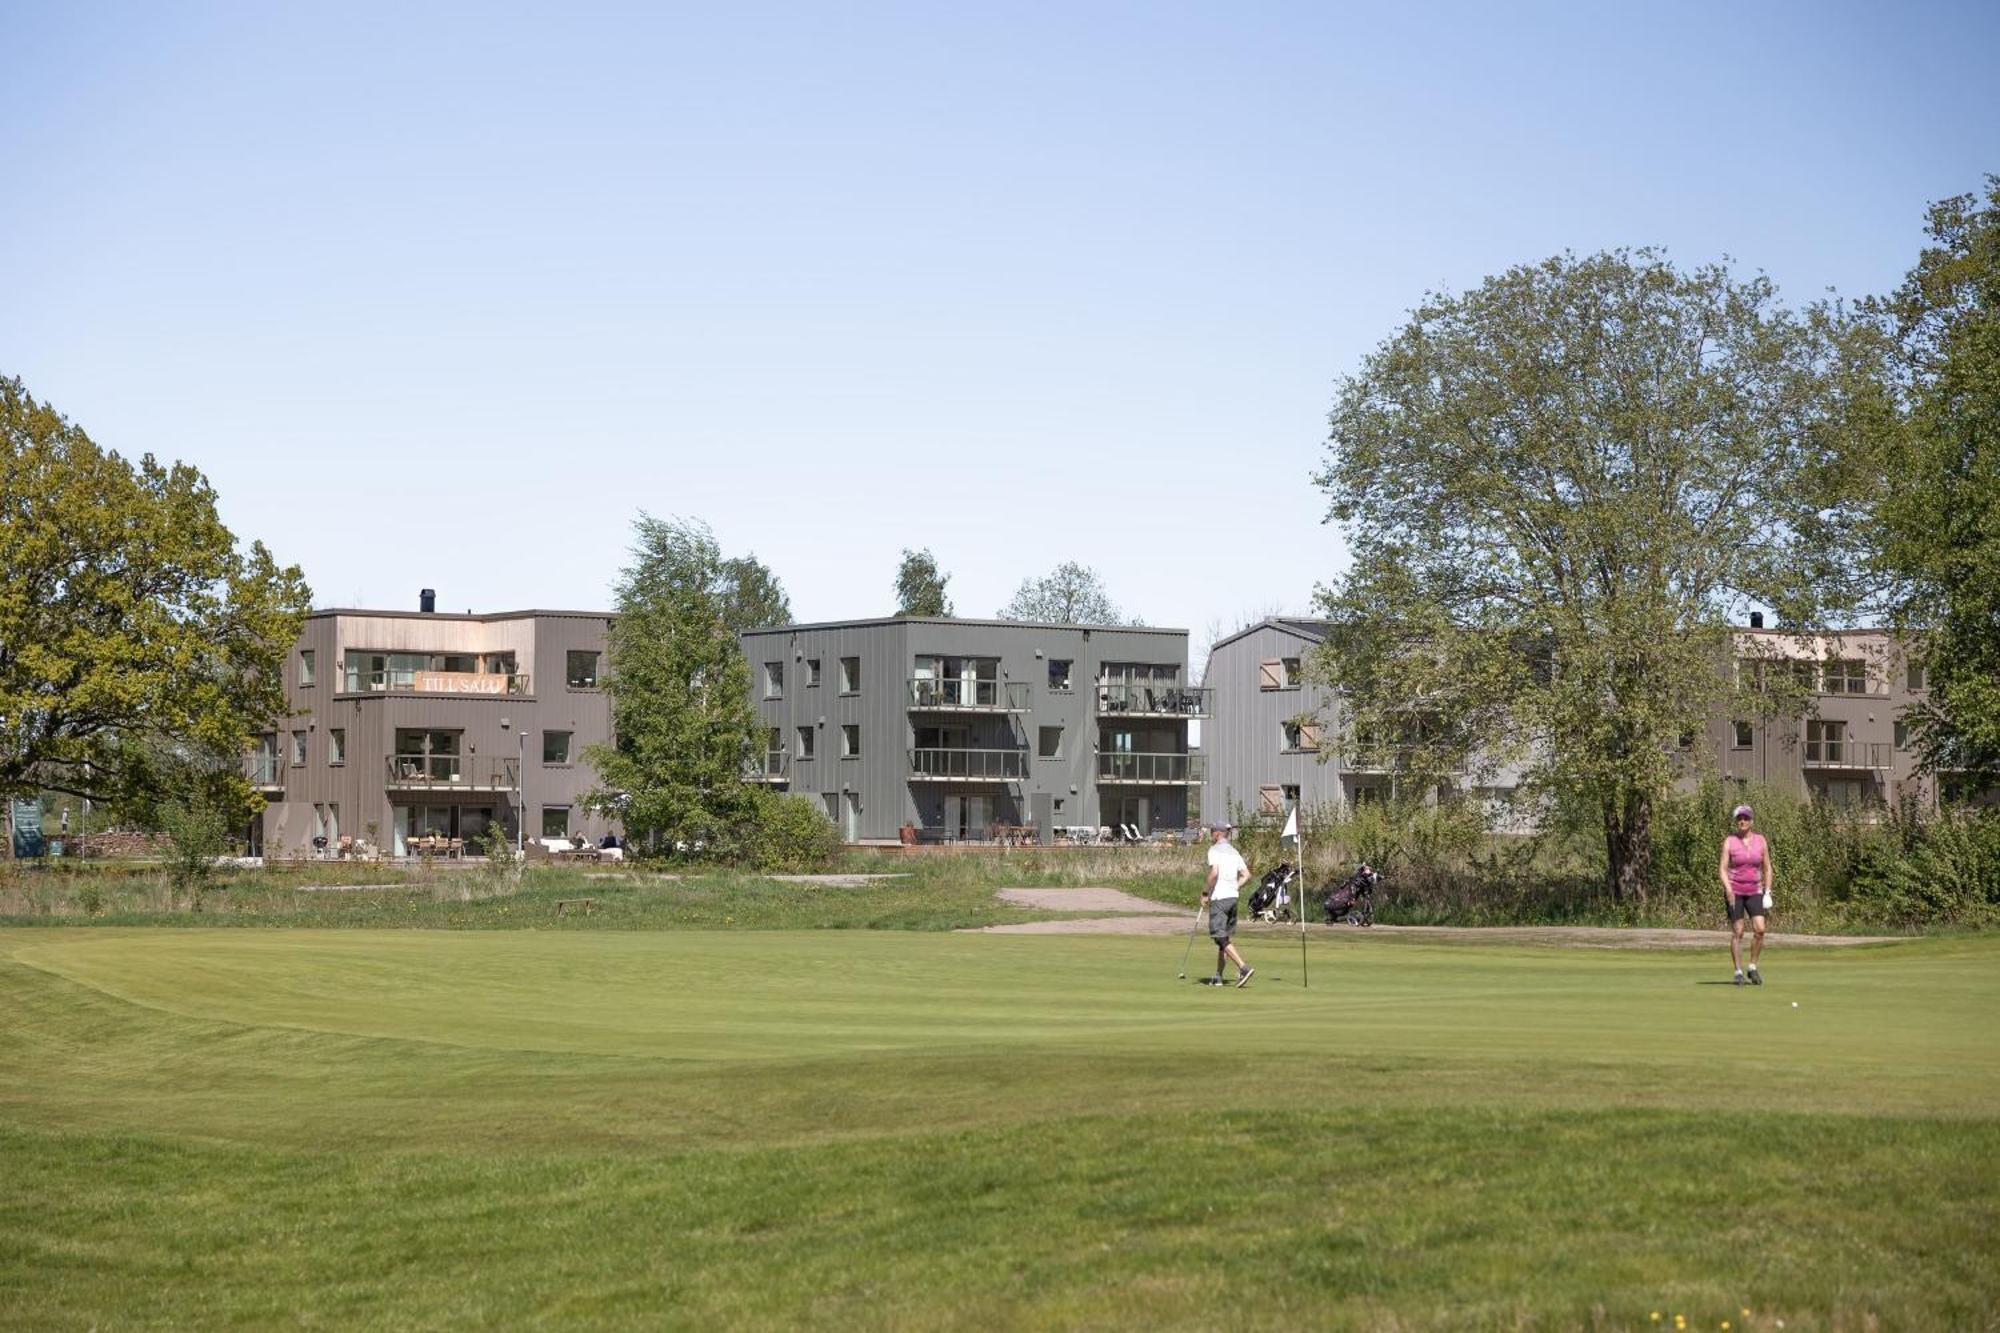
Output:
(1294, 804), (1308, 989)
(1278, 803), (1306, 988)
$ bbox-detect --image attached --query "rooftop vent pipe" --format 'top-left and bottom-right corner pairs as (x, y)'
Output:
(420, 588), (437, 614)
(1750, 611), (1764, 629)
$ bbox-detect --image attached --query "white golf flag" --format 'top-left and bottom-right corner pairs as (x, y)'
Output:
(1280, 805), (1298, 844)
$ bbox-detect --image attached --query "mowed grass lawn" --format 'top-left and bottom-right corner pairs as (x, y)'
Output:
(2, 925), (1995, 1330)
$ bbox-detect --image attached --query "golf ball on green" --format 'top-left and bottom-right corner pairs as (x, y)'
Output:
(1791, 1001), (1799, 1008)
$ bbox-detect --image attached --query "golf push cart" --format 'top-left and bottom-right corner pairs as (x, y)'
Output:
(1321, 863), (1381, 926)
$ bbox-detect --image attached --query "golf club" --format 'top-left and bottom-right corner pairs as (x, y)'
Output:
(1175, 905), (1204, 979)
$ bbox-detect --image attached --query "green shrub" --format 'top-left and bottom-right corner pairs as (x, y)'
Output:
(734, 790), (842, 873)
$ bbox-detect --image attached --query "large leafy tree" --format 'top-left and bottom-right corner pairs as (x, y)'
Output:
(1868, 179), (2000, 789)
(0, 376), (311, 822)
(1313, 251), (1885, 899)
(585, 515), (763, 851)
(893, 547), (953, 617)
(717, 553), (792, 634)
(997, 560), (1130, 625)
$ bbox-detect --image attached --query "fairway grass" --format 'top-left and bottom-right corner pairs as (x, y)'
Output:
(3, 928), (1995, 1329)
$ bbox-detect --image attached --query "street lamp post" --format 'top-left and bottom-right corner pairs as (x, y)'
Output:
(517, 731), (526, 859)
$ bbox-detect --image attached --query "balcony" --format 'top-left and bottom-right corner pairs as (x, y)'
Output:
(907, 748), (1027, 782)
(1096, 684), (1210, 718)
(248, 758), (284, 790)
(384, 755), (523, 792)
(907, 678), (1032, 713)
(1096, 752), (1205, 785)
(744, 750), (790, 783)
(1803, 740), (1892, 770)
(1341, 746), (1465, 775)
(341, 670), (531, 697)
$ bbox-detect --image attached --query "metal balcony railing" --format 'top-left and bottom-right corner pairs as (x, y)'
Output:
(907, 747), (1027, 781)
(906, 678), (1032, 712)
(384, 755), (522, 790)
(1095, 684), (1211, 717)
(1096, 752), (1205, 784)
(1803, 740), (1892, 770)
(744, 750), (789, 782)
(342, 671), (531, 696)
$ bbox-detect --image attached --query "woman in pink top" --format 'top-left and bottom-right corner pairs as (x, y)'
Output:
(1717, 803), (1773, 985)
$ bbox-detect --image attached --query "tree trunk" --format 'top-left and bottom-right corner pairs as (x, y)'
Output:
(1602, 788), (1654, 902)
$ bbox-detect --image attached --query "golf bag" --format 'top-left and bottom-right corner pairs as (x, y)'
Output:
(1321, 863), (1380, 926)
(1247, 862), (1298, 923)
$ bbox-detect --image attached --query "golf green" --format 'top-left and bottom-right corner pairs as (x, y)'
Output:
(2, 927), (1995, 1329)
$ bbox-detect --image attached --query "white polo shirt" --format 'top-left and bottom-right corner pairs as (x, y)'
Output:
(1206, 839), (1248, 901)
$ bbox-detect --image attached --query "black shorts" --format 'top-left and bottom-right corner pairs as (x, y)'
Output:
(1726, 893), (1769, 923)
(1209, 899), (1238, 944)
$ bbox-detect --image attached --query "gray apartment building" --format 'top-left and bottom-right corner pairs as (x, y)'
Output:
(1203, 617), (1981, 828)
(248, 595), (618, 857)
(1200, 618), (1531, 826)
(1708, 624), (1957, 809)
(739, 617), (1204, 842)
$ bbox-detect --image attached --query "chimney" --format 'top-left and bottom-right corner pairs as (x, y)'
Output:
(1749, 611), (1764, 629)
(420, 588), (437, 614)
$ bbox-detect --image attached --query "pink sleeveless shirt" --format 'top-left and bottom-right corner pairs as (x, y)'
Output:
(1725, 832), (1767, 896)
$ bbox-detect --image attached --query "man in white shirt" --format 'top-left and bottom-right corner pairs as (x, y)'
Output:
(1202, 821), (1254, 987)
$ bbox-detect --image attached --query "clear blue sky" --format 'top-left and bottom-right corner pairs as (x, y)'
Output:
(4, 2), (1995, 647)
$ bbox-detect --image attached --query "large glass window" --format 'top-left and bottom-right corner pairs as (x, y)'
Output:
(393, 729), (462, 781)
(543, 731), (572, 764)
(566, 651), (600, 689)
(1822, 659), (1869, 695)
(541, 806), (570, 838)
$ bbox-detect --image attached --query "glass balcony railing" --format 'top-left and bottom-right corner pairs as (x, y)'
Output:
(384, 755), (522, 789)
(1095, 684), (1211, 717)
(343, 671), (531, 696)
(249, 757), (283, 786)
(907, 748), (1028, 781)
(906, 678), (1032, 712)
(1096, 752), (1205, 784)
(744, 750), (789, 782)
(1803, 740), (1892, 769)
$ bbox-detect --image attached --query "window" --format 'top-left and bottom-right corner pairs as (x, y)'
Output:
(764, 661), (784, 698)
(1257, 785), (1284, 815)
(796, 725), (814, 759)
(1822, 659), (1868, 695)
(543, 730), (572, 765)
(840, 656), (860, 693)
(841, 724), (860, 757)
(566, 651), (600, 689)
(1048, 659), (1073, 691)
(1732, 721), (1753, 749)
(541, 806), (570, 838)
(1283, 720), (1322, 752)
(1258, 659), (1284, 690)
(291, 731), (307, 766)
(806, 658), (821, 687)
(1735, 657), (1763, 690)
(823, 793), (840, 820)
(329, 728), (346, 766)
(1282, 657), (1302, 686)
(1894, 720), (1910, 751)
(1282, 784), (1301, 807)
(1806, 719), (1845, 763)
(299, 650), (315, 688)
(1907, 662), (1927, 692)
(1038, 725), (1064, 759)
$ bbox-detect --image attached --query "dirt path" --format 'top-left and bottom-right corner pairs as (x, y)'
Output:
(974, 888), (1902, 948)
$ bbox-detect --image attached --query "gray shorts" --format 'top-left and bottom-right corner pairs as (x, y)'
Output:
(1209, 898), (1238, 944)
